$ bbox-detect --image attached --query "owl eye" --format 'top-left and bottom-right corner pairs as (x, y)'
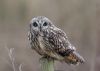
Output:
(33, 22), (38, 27)
(43, 22), (48, 26)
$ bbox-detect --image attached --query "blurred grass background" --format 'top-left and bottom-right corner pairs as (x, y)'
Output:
(0, 0), (98, 71)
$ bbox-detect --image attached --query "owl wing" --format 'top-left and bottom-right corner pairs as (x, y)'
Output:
(28, 31), (31, 41)
(43, 28), (85, 64)
(28, 31), (34, 49)
(44, 27), (76, 57)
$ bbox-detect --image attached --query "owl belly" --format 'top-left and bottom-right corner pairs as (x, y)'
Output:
(34, 36), (46, 55)
(37, 36), (64, 60)
(38, 36), (45, 50)
(30, 36), (45, 55)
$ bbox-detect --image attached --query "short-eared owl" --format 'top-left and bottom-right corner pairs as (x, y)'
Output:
(28, 16), (85, 65)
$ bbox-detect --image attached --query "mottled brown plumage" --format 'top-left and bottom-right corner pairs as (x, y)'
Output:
(28, 16), (85, 65)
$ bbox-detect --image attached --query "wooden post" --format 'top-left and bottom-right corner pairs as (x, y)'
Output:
(40, 57), (54, 71)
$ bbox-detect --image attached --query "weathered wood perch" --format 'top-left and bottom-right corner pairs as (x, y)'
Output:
(40, 57), (54, 71)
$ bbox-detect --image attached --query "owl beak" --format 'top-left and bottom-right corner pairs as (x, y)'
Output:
(40, 25), (42, 32)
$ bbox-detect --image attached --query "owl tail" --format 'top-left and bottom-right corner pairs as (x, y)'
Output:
(64, 51), (85, 65)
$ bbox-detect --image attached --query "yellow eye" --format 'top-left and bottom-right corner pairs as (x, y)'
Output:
(33, 22), (38, 27)
(43, 22), (48, 26)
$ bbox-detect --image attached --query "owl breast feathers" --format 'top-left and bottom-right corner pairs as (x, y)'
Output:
(28, 16), (85, 65)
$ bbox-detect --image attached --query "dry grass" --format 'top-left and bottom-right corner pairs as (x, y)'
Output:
(5, 47), (22, 71)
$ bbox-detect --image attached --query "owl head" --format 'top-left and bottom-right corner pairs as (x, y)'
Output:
(29, 16), (54, 34)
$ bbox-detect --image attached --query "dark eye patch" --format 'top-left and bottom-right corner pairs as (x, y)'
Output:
(43, 22), (48, 26)
(33, 22), (38, 27)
